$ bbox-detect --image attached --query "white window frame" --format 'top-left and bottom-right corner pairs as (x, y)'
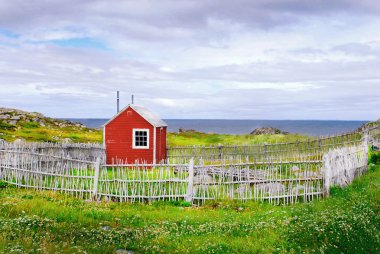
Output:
(132, 128), (150, 149)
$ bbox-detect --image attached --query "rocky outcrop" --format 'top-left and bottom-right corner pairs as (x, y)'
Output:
(359, 119), (380, 132)
(178, 128), (197, 133)
(250, 127), (289, 135)
(0, 107), (86, 129)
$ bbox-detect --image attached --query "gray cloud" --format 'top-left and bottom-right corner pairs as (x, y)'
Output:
(0, 1), (379, 120)
(2, 1), (380, 41)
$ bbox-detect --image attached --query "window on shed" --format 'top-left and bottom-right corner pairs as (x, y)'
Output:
(133, 129), (149, 149)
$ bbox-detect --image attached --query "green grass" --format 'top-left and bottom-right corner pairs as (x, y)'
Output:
(0, 121), (15, 131)
(167, 131), (310, 146)
(1, 119), (311, 146)
(1, 120), (312, 146)
(0, 160), (379, 253)
(0, 120), (102, 143)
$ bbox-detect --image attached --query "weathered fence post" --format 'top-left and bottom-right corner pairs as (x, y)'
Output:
(362, 132), (369, 147)
(185, 158), (195, 203)
(92, 157), (101, 201)
(323, 151), (332, 197)
(218, 145), (223, 160)
(264, 144), (268, 161)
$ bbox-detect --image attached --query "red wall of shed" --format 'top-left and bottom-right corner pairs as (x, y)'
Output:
(105, 108), (154, 164)
(155, 127), (167, 163)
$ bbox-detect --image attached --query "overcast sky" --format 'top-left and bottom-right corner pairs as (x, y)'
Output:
(0, 0), (379, 120)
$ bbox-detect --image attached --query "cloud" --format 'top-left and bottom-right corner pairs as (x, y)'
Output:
(0, 1), (379, 120)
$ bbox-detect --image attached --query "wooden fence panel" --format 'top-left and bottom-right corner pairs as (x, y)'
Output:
(0, 123), (377, 204)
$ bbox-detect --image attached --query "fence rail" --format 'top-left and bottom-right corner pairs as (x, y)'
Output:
(0, 123), (378, 205)
(166, 130), (364, 163)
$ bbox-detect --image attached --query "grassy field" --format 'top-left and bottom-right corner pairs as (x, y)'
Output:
(0, 120), (311, 146)
(0, 152), (379, 253)
(0, 120), (101, 143)
(167, 131), (310, 146)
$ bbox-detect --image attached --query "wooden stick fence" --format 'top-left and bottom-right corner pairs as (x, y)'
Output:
(0, 140), (105, 163)
(0, 123), (377, 204)
(167, 128), (366, 164)
(0, 149), (96, 200)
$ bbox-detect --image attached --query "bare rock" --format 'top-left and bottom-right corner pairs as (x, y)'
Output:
(235, 184), (250, 196)
(291, 166), (300, 172)
(250, 127), (289, 135)
(179, 128), (197, 133)
(13, 138), (25, 144)
(193, 173), (213, 184)
(62, 138), (72, 143)
(256, 183), (285, 195)
(10, 116), (21, 120)
(115, 250), (134, 254)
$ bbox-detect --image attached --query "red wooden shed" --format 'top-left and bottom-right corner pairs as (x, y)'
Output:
(103, 104), (168, 164)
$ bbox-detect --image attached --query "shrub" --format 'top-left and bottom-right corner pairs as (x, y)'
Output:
(0, 121), (15, 130)
(369, 150), (380, 165)
(0, 180), (8, 188)
(20, 121), (40, 129)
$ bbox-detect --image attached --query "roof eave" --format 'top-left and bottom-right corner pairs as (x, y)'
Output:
(103, 104), (168, 128)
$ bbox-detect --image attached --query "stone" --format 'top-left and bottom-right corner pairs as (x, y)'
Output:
(115, 249), (134, 254)
(13, 138), (25, 144)
(291, 166), (300, 172)
(193, 173), (213, 184)
(62, 138), (72, 143)
(10, 116), (21, 120)
(294, 171), (319, 178)
(256, 183), (285, 195)
(292, 185), (315, 194)
(250, 127), (289, 135)
(101, 225), (111, 231)
(235, 184), (250, 196)
(179, 128), (197, 133)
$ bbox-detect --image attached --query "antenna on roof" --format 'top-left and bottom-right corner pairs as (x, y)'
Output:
(131, 94), (134, 104)
(117, 91), (120, 113)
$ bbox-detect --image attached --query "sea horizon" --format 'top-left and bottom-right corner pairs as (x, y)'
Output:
(62, 118), (369, 137)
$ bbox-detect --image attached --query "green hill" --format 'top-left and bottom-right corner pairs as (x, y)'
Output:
(0, 107), (310, 146)
(0, 108), (102, 143)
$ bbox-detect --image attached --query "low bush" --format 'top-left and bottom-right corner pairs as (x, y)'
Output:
(19, 121), (40, 129)
(0, 121), (15, 130)
(369, 150), (380, 164)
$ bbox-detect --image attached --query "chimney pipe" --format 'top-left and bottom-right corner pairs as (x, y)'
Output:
(117, 91), (120, 113)
(131, 94), (134, 104)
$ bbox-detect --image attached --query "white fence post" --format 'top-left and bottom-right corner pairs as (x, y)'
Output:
(185, 158), (195, 203)
(92, 158), (101, 200)
(362, 132), (370, 147)
(323, 152), (332, 196)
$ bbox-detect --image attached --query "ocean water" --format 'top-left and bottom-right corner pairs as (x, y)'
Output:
(64, 118), (368, 137)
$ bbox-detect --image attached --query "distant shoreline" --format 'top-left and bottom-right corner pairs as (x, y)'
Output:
(62, 118), (368, 136)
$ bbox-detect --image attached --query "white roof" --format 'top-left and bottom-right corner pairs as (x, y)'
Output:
(104, 104), (168, 127)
